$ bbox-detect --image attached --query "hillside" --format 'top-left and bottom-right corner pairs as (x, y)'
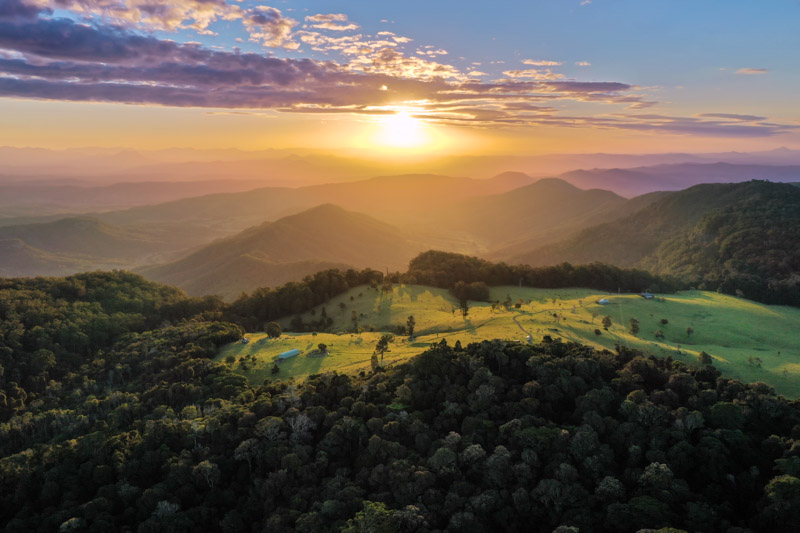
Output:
(0, 238), (98, 276)
(460, 178), (632, 257)
(0, 216), (184, 277)
(224, 283), (800, 397)
(0, 179), (267, 219)
(512, 180), (791, 268)
(2, 273), (800, 532)
(642, 183), (800, 303)
(99, 173), (535, 245)
(141, 204), (424, 299)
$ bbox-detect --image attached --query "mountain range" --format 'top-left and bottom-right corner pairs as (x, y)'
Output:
(139, 204), (425, 299)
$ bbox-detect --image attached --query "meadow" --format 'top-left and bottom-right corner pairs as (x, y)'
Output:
(215, 284), (800, 397)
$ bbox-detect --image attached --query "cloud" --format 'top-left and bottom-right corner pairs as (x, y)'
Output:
(31, 0), (241, 33)
(0, 0), (46, 19)
(575, 61), (591, 67)
(304, 14), (358, 31)
(522, 59), (562, 66)
(0, 5), (793, 139)
(309, 21), (359, 31)
(243, 6), (298, 49)
(502, 69), (564, 80)
(735, 68), (768, 75)
(581, 0), (592, 5)
(305, 13), (349, 23)
(698, 113), (766, 122)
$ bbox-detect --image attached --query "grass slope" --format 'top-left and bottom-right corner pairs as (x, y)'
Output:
(216, 284), (800, 397)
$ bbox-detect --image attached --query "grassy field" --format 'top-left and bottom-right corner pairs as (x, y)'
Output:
(215, 284), (800, 397)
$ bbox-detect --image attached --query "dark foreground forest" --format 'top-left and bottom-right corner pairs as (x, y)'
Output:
(2, 273), (800, 532)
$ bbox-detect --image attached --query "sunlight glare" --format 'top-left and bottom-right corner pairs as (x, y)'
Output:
(376, 109), (430, 149)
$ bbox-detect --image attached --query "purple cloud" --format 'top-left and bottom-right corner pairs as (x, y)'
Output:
(0, 6), (793, 139)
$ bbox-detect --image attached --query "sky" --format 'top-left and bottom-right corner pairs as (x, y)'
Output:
(0, 0), (798, 155)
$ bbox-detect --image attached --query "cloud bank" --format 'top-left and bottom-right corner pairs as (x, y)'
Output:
(0, 0), (794, 138)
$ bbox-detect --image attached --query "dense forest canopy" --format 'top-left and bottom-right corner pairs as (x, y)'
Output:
(1, 259), (799, 531)
(513, 181), (800, 307)
(643, 182), (800, 305)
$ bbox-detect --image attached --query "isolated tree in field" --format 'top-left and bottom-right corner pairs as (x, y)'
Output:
(406, 315), (416, 337)
(629, 318), (640, 335)
(460, 299), (469, 318)
(265, 322), (282, 338)
(317, 343), (327, 353)
(686, 326), (694, 337)
(602, 315), (612, 330)
(374, 334), (393, 361)
(698, 351), (713, 365)
(660, 318), (669, 325)
(591, 310), (599, 323)
(654, 330), (665, 339)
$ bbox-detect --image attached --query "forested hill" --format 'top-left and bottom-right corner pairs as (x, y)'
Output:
(1, 272), (800, 531)
(642, 182), (800, 305)
(511, 180), (800, 306)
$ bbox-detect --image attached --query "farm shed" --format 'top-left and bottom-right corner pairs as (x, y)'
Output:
(278, 349), (301, 360)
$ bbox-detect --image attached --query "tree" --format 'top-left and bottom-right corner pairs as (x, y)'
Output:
(318, 343), (328, 353)
(375, 334), (393, 361)
(265, 322), (282, 338)
(351, 310), (359, 332)
(698, 351), (712, 365)
(602, 316), (612, 330)
(686, 326), (694, 337)
(406, 315), (416, 337)
(460, 298), (469, 318)
(341, 501), (400, 533)
(654, 330), (665, 340)
(629, 318), (640, 335)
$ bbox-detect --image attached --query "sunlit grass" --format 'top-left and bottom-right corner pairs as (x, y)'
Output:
(215, 285), (800, 397)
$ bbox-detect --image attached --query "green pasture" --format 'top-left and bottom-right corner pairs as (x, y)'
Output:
(215, 284), (800, 397)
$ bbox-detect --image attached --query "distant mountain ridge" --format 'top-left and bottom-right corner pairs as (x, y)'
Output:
(0, 216), (198, 277)
(140, 204), (425, 299)
(558, 162), (800, 197)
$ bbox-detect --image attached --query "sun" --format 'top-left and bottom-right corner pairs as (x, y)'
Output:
(376, 109), (430, 148)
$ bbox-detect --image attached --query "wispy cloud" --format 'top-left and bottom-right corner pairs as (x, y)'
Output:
(502, 69), (564, 80)
(305, 13), (359, 31)
(698, 113), (766, 122)
(735, 68), (769, 75)
(522, 59), (562, 66)
(575, 61), (591, 67)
